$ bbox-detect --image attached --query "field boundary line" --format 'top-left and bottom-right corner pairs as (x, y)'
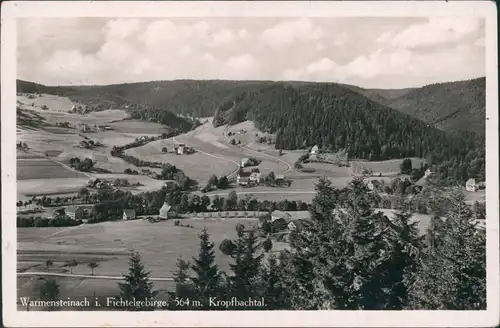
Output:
(24, 150), (93, 179)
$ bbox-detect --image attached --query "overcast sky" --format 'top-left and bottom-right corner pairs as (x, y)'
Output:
(17, 17), (485, 89)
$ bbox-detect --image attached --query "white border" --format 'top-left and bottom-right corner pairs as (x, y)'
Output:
(2, 1), (499, 327)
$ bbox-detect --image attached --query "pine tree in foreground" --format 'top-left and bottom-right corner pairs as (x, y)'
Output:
(118, 252), (157, 311)
(260, 254), (291, 309)
(381, 210), (426, 309)
(228, 225), (264, 307)
(190, 228), (222, 309)
(408, 190), (486, 309)
(168, 257), (193, 310)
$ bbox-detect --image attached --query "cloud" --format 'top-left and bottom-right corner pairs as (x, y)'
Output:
(17, 17), (485, 88)
(262, 18), (324, 48)
(224, 54), (261, 79)
(378, 17), (483, 49)
(333, 32), (348, 47)
(209, 29), (235, 47)
(102, 19), (141, 40)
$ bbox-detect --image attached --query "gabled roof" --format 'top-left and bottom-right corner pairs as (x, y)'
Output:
(276, 174), (285, 180)
(466, 178), (476, 185)
(238, 170), (252, 177)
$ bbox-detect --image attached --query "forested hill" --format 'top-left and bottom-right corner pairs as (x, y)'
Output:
(17, 79), (277, 118)
(213, 83), (480, 163)
(16, 80), (77, 96)
(355, 77), (486, 136)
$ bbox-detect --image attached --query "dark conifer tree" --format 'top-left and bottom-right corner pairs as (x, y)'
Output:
(190, 229), (222, 308)
(118, 252), (157, 311)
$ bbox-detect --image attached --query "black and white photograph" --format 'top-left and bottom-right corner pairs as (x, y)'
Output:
(2, 1), (499, 327)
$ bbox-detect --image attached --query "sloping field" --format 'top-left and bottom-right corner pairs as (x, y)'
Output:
(125, 139), (239, 182)
(18, 219), (259, 277)
(90, 173), (165, 192)
(301, 162), (351, 178)
(350, 158), (425, 175)
(17, 178), (89, 197)
(176, 126), (287, 176)
(109, 120), (169, 134)
(18, 94), (76, 112)
(17, 159), (88, 180)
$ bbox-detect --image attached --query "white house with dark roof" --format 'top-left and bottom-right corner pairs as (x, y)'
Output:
(310, 145), (319, 155)
(466, 178), (477, 192)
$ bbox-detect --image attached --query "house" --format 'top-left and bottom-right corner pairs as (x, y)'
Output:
(176, 145), (185, 155)
(271, 210), (292, 223)
(237, 170), (252, 185)
(64, 206), (85, 220)
(466, 178), (477, 192)
(159, 202), (172, 220)
(123, 209), (136, 220)
(367, 180), (381, 191)
(424, 168), (432, 178)
(241, 158), (250, 167)
(238, 177), (250, 186)
(44, 150), (62, 158)
(88, 178), (102, 187)
(276, 174), (285, 182)
(310, 145), (319, 155)
(80, 124), (91, 132)
(288, 219), (308, 231)
(164, 180), (177, 191)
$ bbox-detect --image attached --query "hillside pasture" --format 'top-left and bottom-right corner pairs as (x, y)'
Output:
(176, 126), (287, 175)
(17, 159), (88, 180)
(17, 178), (89, 197)
(124, 140), (239, 182)
(300, 162), (351, 178)
(17, 218), (259, 277)
(109, 120), (170, 134)
(350, 158), (425, 175)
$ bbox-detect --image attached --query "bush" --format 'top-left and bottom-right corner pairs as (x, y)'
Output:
(174, 220), (180, 226)
(219, 239), (236, 256)
(263, 238), (273, 252)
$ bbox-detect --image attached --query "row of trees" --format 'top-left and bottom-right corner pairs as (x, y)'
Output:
(69, 157), (94, 172)
(112, 177), (485, 310)
(202, 174), (230, 192)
